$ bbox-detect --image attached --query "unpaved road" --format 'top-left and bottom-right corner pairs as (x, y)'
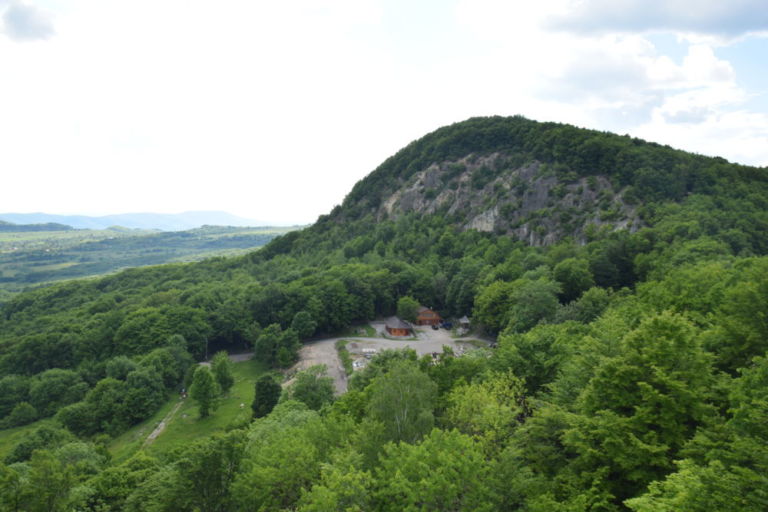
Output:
(218, 325), (490, 395)
(143, 400), (183, 447)
(292, 325), (489, 394)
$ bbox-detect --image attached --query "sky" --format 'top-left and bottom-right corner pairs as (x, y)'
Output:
(1, 0), (767, 225)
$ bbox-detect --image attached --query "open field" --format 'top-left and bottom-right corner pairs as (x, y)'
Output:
(109, 357), (268, 461)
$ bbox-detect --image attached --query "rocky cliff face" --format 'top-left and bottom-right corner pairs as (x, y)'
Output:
(376, 152), (640, 245)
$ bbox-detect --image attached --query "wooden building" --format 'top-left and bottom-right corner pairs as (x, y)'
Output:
(385, 316), (412, 336)
(416, 306), (441, 326)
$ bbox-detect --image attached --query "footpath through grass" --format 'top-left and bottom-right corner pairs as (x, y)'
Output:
(110, 357), (269, 461)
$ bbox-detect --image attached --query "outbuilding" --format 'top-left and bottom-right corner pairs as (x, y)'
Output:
(385, 316), (412, 336)
(416, 306), (441, 326)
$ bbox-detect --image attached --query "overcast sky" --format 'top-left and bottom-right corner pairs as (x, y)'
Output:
(2, 0), (767, 225)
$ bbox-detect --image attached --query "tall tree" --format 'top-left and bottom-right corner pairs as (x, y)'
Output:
(283, 365), (335, 411)
(190, 366), (219, 418)
(396, 296), (420, 323)
(210, 351), (235, 396)
(367, 360), (437, 444)
(252, 375), (281, 419)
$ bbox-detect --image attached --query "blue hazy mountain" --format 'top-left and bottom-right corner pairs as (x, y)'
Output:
(0, 211), (267, 231)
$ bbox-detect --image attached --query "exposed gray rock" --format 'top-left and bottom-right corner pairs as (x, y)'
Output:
(375, 152), (641, 246)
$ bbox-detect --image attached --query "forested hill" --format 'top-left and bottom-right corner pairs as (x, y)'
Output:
(312, 116), (765, 246)
(1, 116), (767, 511)
(0, 220), (73, 232)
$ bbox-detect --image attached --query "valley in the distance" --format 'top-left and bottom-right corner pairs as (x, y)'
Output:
(0, 222), (298, 302)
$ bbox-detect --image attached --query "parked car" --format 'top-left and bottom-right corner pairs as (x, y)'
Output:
(431, 324), (439, 330)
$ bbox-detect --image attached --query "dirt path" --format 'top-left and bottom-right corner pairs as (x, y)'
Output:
(287, 327), (490, 395)
(211, 328), (490, 396)
(291, 340), (349, 394)
(143, 400), (183, 447)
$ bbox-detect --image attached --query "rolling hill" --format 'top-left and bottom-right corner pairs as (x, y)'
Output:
(0, 211), (267, 231)
(0, 116), (766, 511)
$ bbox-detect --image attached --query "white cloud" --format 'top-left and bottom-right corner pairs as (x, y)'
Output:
(1, 0), (54, 41)
(549, 0), (768, 40)
(0, 0), (766, 223)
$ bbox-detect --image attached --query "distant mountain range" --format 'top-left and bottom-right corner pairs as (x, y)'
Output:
(0, 211), (269, 231)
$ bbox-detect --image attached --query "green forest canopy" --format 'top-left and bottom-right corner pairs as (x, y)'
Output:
(0, 116), (767, 510)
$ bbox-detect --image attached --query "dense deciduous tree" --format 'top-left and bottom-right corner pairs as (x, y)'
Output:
(190, 366), (219, 418)
(252, 374), (281, 419)
(367, 361), (437, 444)
(283, 365), (335, 411)
(211, 351), (235, 396)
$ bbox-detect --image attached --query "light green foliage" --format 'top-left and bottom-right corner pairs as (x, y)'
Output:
(710, 258), (768, 372)
(625, 459), (767, 512)
(473, 280), (516, 333)
(445, 370), (525, 448)
(25, 450), (75, 512)
(506, 277), (561, 332)
(566, 312), (716, 503)
(211, 351), (235, 395)
(283, 365), (335, 411)
(627, 355), (768, 511)
(375, 429), (498, 511)
(190, 366), (220, 418)
(80, 452), (160, 512)
(298, 450), (373, 512)
(396, 296), (420, 323)
(348, 348), (418, 391)
(4, 424), (75, 464)
(1, 116), (768, 511)
(231, 401), (335, 511)
(0, 461), (28, 511)
(367, 361), (437, 444)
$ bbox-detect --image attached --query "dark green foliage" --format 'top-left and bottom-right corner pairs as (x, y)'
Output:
(0, 116), (767, 511)
(28, 369), (88, 418)
(5, 424), (75, 463)
(167, 431), (247, 512)
(290, 310), (317, 339)
(104, 356), (138, 380)
(254, 324), (300, 369)
(2, 401), (38, 427)
(0, 375), (30, 418)
(122, 368), (166, 424)
(553, 257), (595, 303)
(252, 375), (281, 419)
